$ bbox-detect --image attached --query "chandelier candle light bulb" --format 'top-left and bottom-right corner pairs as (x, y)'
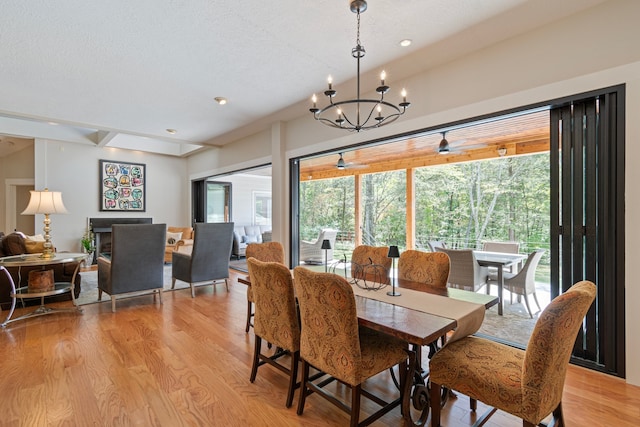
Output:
(309, 0), (410, 132)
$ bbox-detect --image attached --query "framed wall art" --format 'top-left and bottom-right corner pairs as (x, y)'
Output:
(99, 159), (146, 211)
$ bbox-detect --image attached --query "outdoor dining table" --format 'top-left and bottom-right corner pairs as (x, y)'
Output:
(473, 250), (527, 315)
(238, 270), (497, 425)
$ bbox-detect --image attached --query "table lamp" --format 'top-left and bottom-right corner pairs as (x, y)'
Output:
(321, 239), (332, 272)
(21, 188), (68, 259)
(387, 245), (401, 296)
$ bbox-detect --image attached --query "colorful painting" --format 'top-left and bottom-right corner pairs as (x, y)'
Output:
(99, 160), (146, 211)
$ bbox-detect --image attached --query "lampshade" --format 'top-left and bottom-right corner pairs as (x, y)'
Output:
(21, 189), (68, 215)
(321, 239), (332, 250)
(387, 245), (400, 258)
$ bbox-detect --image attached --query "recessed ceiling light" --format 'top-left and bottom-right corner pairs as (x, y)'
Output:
(399, 39), (412, 47)
(47, 121), (59, 125)
(214, 97), (228, 105)
(166, 129), (177, 134)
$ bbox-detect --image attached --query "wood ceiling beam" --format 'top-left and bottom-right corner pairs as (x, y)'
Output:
(300, 138), (550, 182)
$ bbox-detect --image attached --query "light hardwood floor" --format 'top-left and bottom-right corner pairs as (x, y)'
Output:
(0, 269), (638, 426)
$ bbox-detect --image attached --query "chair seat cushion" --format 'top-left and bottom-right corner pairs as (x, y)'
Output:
(351, 327), (407, 386)
(429, 336), (526, 417)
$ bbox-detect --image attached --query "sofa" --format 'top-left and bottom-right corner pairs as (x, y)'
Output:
(165, 226), (194, 263)
(0, 231), (82, 309)
(232, 225), (272, 258)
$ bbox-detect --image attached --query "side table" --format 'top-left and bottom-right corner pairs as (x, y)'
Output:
(1, 252), (85, 327)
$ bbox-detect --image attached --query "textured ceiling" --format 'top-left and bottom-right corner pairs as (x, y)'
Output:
(0, 0), (605, 158)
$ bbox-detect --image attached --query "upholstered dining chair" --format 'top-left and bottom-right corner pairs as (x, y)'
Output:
(246, 257), (300, 408)
(293, 267), (409, 427)
(398, 250), (450, 287)
(487, 249), (545, 318)
(350, 245), (392, 284)
(398, 250), (451, 361)
(429, 280), (596, 427)
(435, 247), (489, 293)
(98, 223), (166, 313)
(171, 222), (234, 297)
(244, 241), (286, 333)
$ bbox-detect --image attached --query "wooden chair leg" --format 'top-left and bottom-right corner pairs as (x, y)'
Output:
(297, 360), (310, 415)
(190, 283), (195, 298)
(286, 351), (299, 408)
(171, 277), (176, 289)
(111, 296), (116, 313)
(350, 384), (361, 427)
(158, 288), (163, 305)
(430, 382), (442, 427)
(470, 397), (477, 411)
(552, 401), (564, 427)
(249, 335), (261, 383)
(245, 300), (253, 333)
(224, 278), (229, 292)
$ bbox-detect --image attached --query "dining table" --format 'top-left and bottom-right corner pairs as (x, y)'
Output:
(238, 269), (498, 426)
(473, 250), (527, 315)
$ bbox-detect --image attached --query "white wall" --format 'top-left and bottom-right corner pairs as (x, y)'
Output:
(185, 0), (640, 385)
(34, 139), (190, 252)
(213, 174), (271, 227)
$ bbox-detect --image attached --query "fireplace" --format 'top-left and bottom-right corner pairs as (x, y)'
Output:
(90, 217), (153, 263)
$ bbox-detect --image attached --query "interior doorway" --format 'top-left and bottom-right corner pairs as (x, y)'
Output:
(4, 178), (34, 234)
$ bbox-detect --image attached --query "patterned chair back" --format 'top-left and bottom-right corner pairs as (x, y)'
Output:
(246, 241), (285, 264)
(247, 258), (299, 352)
(522, 280), (596, 420)
(293, 267), (362, 385)
(398, 250), (450, 288)
(350, 245), (392, 284)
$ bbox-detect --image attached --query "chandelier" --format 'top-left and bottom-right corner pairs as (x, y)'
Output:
(309, 0), (410, 132)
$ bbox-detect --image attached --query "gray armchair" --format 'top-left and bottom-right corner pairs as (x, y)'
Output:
(98, 223), (166, 312)
(171, 222), (234, 297)
(299, 228), (337, 264)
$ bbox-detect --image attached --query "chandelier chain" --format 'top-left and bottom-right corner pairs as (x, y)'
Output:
(356, 9), (361, 47)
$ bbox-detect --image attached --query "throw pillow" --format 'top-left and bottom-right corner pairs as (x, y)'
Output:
(25, 239), (47, 254)
(166, 231), (183, 245)
(2, 232), (27, 256)
(243, 234), (259, 244)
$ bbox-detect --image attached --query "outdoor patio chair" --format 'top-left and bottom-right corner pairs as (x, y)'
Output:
(427, 240), (447, 252)
(487, 249), (545, 318)
(435, 247), (489, 293)
(482, 240), (521, 273)
(299, 229), (337, 264)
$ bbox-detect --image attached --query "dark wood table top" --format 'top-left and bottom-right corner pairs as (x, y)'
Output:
(239, 271), (498, 347)
(397, 278), (498, 309)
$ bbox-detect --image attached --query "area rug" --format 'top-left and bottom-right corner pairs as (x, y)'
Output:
(229, 259), (248, 273)
(76, 265), (189, 306)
